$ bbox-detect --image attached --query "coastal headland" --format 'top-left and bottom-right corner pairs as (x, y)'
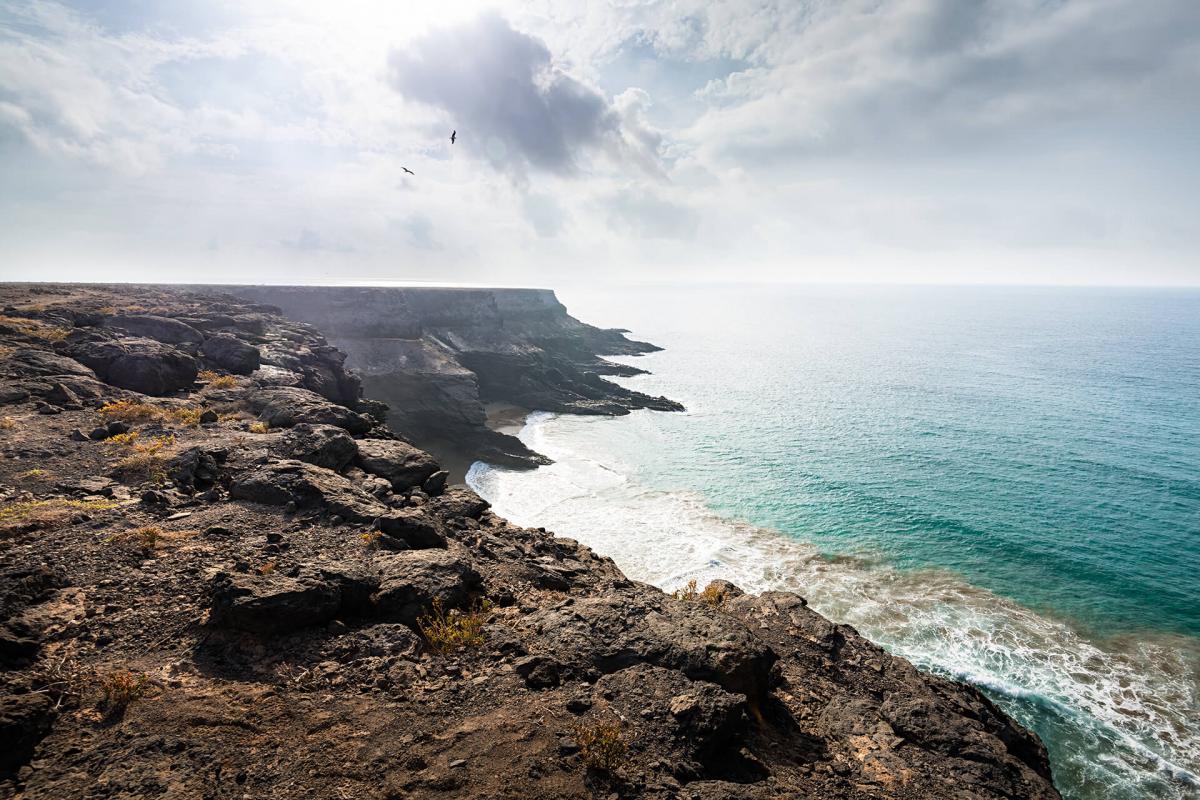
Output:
(0, 283), (1059, 799)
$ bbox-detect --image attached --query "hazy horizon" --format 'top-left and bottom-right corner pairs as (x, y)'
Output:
(2, 1), (1199, 287)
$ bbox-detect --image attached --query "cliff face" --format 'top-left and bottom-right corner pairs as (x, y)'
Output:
(226, 286), (682, 470)
(0, 283), (1059, 800)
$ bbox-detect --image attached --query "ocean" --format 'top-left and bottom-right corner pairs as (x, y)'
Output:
(466, 284), (1200, 800)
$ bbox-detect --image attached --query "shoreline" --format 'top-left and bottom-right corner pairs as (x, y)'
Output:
(0, 282), (1062, 799)
(484, 401), (532, 437)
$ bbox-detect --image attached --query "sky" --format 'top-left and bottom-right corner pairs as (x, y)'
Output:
(1, 0), (1198, 287)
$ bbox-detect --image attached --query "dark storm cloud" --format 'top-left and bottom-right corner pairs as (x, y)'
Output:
(388, 13), (656, 176)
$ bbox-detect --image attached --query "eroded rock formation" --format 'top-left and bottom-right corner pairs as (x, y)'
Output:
(226, 286), (683, 468)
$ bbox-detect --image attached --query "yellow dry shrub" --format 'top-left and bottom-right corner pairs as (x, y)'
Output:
(247, 421), (269, 434)
(197, 370), (238, 389)
(107, 526), (161, 554)
(672, 579), (728, 607)
(417, 597), (493, 654)
(573, 720), (629, 771)
(0, 498), (120, 535)
(97, 671), (152, 713)
(99, 400), (202, 427)
(0, 315), (70, 342)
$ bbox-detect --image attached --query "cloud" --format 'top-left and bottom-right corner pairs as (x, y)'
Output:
(521, 193), (568, 238)
(603, 188), (699, 241)
(393, 214), (441, 250)
(676, 0), (1200, 167)
(281, 228), (354, 253)
(387, 13), (662, 178)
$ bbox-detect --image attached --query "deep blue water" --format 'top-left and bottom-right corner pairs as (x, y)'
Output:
(469, 285), (1200, 799)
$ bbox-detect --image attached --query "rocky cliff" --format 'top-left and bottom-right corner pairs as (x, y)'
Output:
(224, 286), (683, 471)
(0, 283), (1059, 799)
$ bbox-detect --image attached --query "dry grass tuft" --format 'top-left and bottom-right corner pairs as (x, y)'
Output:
(247, 421), (269, 434)
(99, 400), (202, 427)
(0, 498), (120, 535)
(107, 526), (161, 555)
(97, 670), (152, 714)
(107, 435), (173, 483)
(672, 579), (728, 608)
(360, 530), (383, 550)
(0, 416), (14, 430)
(197, 370), (238, 389)
(19, 468), (51, 480)
(0, 315), (70, 342)
(417, 597), (493, 654)
(573, 719), (629, 771)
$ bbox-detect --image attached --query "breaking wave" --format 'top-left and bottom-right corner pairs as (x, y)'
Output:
(468, 411), (1200, 800)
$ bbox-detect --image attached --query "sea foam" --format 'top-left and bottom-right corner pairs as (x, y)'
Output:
(468, 410), (1200, 800)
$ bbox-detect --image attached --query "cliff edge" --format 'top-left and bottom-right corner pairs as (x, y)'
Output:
(225, 286), (683, 471)
(0, 283), (1058, 799)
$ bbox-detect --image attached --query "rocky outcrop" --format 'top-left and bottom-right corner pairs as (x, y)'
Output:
(0, 283), (1059, 800)
(227, 286), (684, 468)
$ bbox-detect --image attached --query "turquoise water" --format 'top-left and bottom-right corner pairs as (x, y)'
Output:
(468, 285), (1200, 799)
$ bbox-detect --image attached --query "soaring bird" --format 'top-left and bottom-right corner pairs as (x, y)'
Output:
(402, 167), (414, 175)
(450, 130), (457, 145)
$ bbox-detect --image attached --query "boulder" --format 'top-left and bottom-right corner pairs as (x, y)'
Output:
(518, 590), (776, 704)
(67, 337), (197, 395)
(371, 549), (481, 627)
(201, 333), (261, 375)
(7, 348), (95, 378)
(247, 387), (372, 434)
(0, 384), (30, 405)
(274, 423), (358, 471)
(168, 446), (227, 491)
(422, 469), (449, 496)
(513, 654), (561, 689)
(595, 664), (750, 772)
(104, 314), (203, 348)
(428, 486), (490, 521)
(44, 381), (81, 408)
(376, 508), (446, 549)
(208, 571), (340, 634)
(355, 439), (440, 490)
(229, 460), (386, 522)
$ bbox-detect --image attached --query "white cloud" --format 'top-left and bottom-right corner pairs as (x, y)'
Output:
(0, 0), (1197, 286)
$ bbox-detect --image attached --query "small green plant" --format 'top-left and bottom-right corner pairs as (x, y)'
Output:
(673, 579), (728, 607)
(97, 670), (151, 714)
(417, 597), (493, 654)
(573, 719), (629, 771)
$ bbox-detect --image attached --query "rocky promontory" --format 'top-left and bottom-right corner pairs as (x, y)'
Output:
(225, 286), (683, 471)
(0, 283), (1059, 799)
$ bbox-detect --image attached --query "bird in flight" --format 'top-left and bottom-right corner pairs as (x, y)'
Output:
(450, 130), (457, 145)
(402, 167), (414, 175)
